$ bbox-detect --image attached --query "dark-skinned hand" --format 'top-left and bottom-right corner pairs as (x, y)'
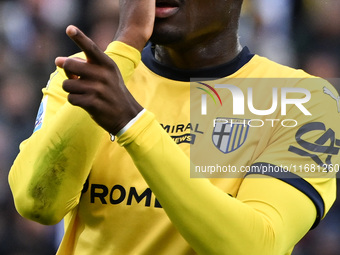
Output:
(55, 0), (155, 135)
(115, 0), (155, 52)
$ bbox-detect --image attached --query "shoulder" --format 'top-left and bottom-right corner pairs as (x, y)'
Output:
(244, 54), (339, 95)
(245, 54), (312, 79)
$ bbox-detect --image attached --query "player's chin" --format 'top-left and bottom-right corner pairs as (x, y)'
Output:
(150, 25), (186, 46)
(150, 15), (188, 44)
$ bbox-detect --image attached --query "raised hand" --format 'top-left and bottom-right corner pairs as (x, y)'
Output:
(115, 0), (156, 52)
(55, 26), (143, 135)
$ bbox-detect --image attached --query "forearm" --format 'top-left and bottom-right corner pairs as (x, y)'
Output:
(9, 40), (141, 225)
(118, 110), (315, 254)
(104, 40), (141, 82)
(9, 103), (105, 225)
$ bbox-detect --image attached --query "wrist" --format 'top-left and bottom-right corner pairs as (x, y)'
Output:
(110, 109), (146, 142)
(110, 103), (144, 136)
(115, 30), (148, 52)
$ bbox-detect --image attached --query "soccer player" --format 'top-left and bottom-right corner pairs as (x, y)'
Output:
(8, 0), (340, 254)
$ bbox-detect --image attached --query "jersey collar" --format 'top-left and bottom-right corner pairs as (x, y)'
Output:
(141, 43), (254, 82)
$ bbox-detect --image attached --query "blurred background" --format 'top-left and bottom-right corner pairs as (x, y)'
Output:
(0, 0), (339, 254)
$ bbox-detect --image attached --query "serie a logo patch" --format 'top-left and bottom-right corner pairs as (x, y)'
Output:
(33, 96), (48, 133)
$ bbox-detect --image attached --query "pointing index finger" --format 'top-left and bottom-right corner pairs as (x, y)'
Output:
(66, 25), (106, 64)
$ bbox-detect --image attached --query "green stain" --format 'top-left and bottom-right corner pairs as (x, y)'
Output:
(29, 133), (70, 221)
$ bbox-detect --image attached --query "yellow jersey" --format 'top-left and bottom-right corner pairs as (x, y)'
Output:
(9, 41), (340, 255)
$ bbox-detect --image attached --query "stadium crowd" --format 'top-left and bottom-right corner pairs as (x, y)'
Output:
(0, 0), (339, 254)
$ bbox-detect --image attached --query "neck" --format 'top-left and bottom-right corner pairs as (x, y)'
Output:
(154, 30), (242, 70)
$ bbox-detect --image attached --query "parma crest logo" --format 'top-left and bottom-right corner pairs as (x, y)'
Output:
(212, 118), (250, 154)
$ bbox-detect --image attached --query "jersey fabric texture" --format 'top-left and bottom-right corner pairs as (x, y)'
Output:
(9, 41), (340, 255)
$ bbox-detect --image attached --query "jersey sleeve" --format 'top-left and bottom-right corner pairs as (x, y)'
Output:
(117, 110), (318, 255)
(248, 78), (340, 227)
(8, 41), (141, 225)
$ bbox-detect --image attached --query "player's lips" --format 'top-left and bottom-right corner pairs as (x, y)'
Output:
(155, 0), (180, 18)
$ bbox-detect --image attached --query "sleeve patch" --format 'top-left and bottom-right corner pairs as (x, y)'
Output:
(33, 96), (48, 133)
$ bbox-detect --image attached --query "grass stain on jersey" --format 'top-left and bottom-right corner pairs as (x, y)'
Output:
(28, 133), (70, 223)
